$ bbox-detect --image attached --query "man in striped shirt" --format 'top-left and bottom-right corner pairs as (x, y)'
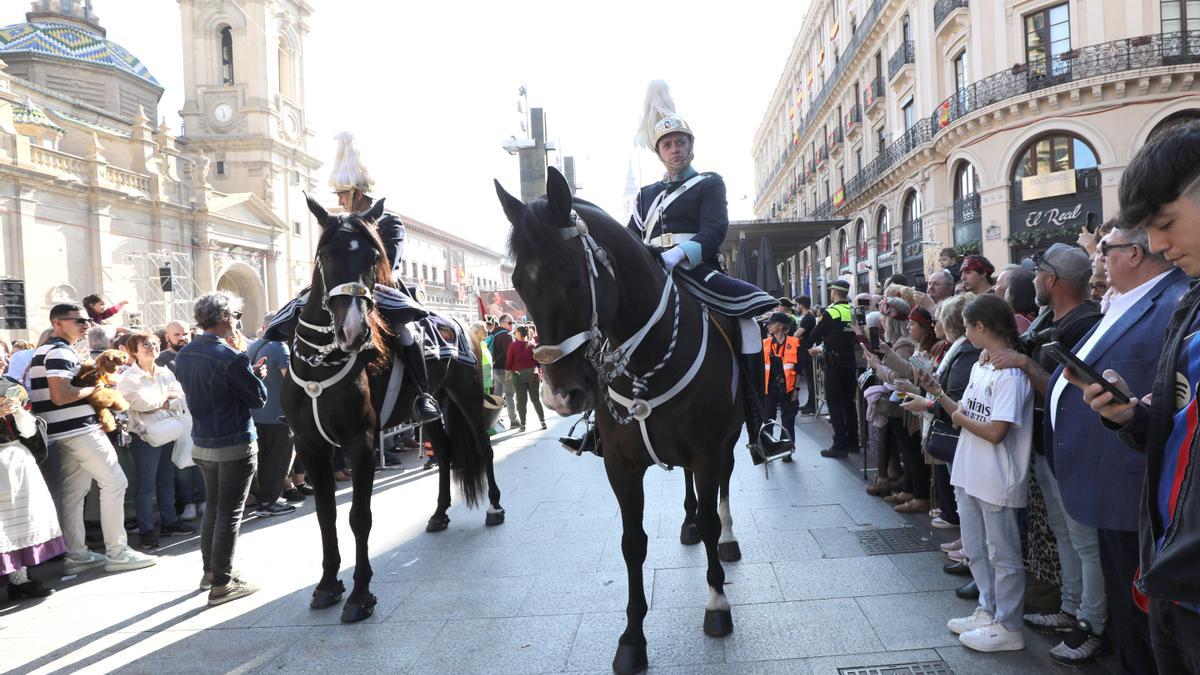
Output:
(30, 303), (155, 574)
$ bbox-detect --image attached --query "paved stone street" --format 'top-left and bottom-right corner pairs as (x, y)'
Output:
(1, 415), (1119, 674)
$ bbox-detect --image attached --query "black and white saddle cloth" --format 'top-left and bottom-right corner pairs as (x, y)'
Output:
(675, 262), (776, 318)
(411, 314), (477, 366)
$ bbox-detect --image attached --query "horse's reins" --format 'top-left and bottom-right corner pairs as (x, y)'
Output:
(289, 235), (380, 447)
(533, 209), (710, 470)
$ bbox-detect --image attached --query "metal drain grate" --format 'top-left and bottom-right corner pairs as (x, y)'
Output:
(838, 660), (954, 675)
(854, 527), (940, 555)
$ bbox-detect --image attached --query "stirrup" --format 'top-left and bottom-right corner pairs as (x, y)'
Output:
(751, 419), (794, 463)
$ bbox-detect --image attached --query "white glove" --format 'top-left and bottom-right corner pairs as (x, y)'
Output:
(660, 246), (687, 273)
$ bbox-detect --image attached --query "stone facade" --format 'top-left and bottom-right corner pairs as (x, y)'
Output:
(752, 0), (1200, 298)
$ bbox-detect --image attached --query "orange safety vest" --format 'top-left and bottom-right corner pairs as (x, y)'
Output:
(762, 335), (801, 394)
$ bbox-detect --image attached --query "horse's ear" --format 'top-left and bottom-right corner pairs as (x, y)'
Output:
(545, 166), (572, 224)
(362, 197), (386, 223)
(494, 179), (526, 227)
(305, 193), (331, 227)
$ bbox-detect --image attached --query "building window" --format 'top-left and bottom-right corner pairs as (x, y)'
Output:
(876, 208), (890, 253)
(1012, 133), (1098, 179)
(953, 50), (969, 92)
(1163, 0), (1200, 34)
(278, 41), (294, 98)
(855, 147), (863, 173)
(954, 162), (979, 200)
(293, 220), (301, 236)
(901, 13), (912, 43)
(876, 126), (886, 156)
(903, 190), (922, 224)
(220, 26), (235, 85)
(291, 169), (301, 186)
(901, 97), (916, 130)
(1025, 4), (1070, 79)
(855, 218), (868, 257)
(215, 161), (225, 176)
(422, 264), (428, 280)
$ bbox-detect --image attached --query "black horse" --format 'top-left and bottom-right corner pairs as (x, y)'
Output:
(497, 169), (745, 674)
(282, 196), (503, 623)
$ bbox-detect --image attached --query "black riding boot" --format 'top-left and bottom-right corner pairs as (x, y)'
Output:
(560, 414), (602, 457)
(401, 341), (441, 423)
(741, 353), (794, 465)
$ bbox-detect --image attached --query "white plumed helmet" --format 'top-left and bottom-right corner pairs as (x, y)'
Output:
(635, 80), (694, 153)
(328, 131), (374, 194)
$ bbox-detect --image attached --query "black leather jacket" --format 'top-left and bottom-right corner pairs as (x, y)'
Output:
(1110, 279), (1200, 604)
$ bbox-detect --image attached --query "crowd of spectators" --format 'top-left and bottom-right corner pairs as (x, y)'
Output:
(767, 125), (1200, 670)
(467, 313), (545, 435)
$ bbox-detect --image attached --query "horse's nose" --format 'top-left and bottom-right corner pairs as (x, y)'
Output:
(542, 385), (586, 415)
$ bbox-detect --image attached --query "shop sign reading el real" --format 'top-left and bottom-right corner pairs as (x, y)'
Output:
(1011, 169), (1099, 231)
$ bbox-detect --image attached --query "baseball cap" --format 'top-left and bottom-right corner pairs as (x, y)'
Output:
(1026, 243), (1091, 282)
(767, 312), (792, 326)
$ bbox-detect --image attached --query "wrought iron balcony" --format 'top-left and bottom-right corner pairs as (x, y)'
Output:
(864, 76), (885, 114)
(902, 217), (924, 262)
(932, 31), (1200, 137)
(839, 120), (934, 211)
(845, 103), (862, 134)
(953, 192), (981, 224)
(934, 0), (968, 30)
(829, 125), (844, 149)
(888, 41), (915, 81)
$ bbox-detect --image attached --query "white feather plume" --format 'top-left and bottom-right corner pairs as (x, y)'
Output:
(328, 131), (375, 192)
(635, 80), (677, 150)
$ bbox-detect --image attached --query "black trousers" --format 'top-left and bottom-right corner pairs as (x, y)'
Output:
(252, 423), (293, 506)
(1149, 597), (1200, 674)
(196, 454), (256, 587)
(1098, 528), (1157, 675)
(824, 361), (859, 449)
(796, 354), (815, 409)
(934, 464), (959, 524)
(764, 390), (798, 442)
(888, 416), (928, 500)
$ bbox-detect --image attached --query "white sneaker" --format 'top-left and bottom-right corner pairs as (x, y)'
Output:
(197, 501), (206, 517)
(947, 607), (994, 635)
(180, 503), (197, 521)
(64, 550), (107, 575)
(931, 516), (959, 529)
(960, 622), (1025, 652)
(104, 547), (158, 572)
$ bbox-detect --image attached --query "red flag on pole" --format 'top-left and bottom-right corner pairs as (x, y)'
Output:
(476, 293), (486, 320)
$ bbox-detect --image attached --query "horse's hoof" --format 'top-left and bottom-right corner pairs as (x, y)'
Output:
(679, 523), (701, 546)
(718, 541), (742, 562)
(611, 642), (648, 675)
(340, 594), (377, 623)
(485, 509), (505, 526)
(703, 609), (734, 637)
(426, 515), (450, 532)
(310, 580), (345, 609)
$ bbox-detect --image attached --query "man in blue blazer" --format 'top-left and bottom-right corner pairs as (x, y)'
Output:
(1047, 226), (1188, 673)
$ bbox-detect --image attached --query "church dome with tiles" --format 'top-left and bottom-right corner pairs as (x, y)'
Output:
(0, 1), (162, 120)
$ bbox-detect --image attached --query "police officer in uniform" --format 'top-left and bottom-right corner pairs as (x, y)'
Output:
(806, 279), (859, 457)
(560, 81), (792, 463)
(265, 132), (440, 423)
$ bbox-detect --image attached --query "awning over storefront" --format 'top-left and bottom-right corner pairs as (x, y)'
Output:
(722, 217), (849, 266)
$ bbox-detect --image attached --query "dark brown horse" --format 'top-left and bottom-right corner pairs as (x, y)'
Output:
(497, 169), (745, 674)
(282, 196), (502, 623)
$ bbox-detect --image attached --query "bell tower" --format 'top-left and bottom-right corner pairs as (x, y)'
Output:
(177, 0), (320, 293)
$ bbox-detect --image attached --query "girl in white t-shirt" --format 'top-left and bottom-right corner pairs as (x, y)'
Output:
(918, 294), (1033, 653)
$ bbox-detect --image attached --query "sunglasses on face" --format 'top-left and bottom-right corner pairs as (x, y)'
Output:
(57, 317), (92, 327)
(1100, 241), (1138, 257)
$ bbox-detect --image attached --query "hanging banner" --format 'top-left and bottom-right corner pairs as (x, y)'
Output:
(1021, 169), (1077, 201)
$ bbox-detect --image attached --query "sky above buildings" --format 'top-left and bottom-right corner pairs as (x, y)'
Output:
(23, 1), (808, 252)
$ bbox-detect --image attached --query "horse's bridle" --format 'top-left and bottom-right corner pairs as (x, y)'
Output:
(536, 209), (705, 470)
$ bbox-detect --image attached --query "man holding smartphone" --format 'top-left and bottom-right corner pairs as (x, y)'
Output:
(1074, 123), (1200, 673)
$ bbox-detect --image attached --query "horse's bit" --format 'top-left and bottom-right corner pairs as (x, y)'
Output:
(536, 210), (710, 470)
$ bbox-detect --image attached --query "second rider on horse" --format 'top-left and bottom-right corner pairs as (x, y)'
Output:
(561, 81), (793, 464)
(267, 132), (440, 424)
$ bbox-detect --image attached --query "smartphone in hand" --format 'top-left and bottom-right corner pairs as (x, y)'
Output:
(1042, 341), (1131, 405)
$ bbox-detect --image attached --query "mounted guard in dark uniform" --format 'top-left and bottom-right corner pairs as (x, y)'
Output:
(265, 132), (441, 423)
(561, 81), (793, 464)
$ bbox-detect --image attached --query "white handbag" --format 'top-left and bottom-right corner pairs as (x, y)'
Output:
(171, 412), (194, 469)
(140, 409), (185, 447)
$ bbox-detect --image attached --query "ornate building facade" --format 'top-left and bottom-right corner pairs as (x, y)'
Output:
(753, 0), (1200, 297)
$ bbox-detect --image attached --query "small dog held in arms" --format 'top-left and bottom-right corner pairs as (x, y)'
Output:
(71, 349), (130, 433)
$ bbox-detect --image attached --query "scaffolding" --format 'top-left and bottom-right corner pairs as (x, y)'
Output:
(124, 250), (200, 329)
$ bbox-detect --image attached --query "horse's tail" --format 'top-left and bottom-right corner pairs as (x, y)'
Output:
(443, 362), (488, 508)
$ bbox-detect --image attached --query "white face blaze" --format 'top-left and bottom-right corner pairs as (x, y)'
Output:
(339, 297), (365, 349)
(348, 240), (360, 252)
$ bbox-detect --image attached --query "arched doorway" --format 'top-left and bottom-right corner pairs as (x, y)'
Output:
(875, 207), (893, 285)
(216, 262), (266, 336)
(1009, 132), (1101, 262)
(901, 189), (924, 285)
(952, 161), (981, 254)
(854, 218), (869, 292)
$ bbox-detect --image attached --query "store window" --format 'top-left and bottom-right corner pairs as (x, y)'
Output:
(1012, 133), (1098, 179)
